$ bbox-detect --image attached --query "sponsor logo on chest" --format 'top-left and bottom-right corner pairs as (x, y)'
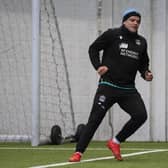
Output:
(119, 43), (128, 49)
(119, 42), (139, 60)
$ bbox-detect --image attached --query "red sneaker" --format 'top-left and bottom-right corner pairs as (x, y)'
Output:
(107, 140), (123, 161)
(69, 152), (82, 162)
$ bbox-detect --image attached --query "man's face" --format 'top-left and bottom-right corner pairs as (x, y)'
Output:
(123, 16), (140, 33)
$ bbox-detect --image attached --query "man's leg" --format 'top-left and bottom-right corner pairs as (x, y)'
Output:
(116, 92), (147, 142)
(76, 86), (115, 153)
(69, 85), (115, 162)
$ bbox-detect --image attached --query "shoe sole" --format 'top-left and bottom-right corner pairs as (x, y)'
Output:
(107, 144), (123, 161)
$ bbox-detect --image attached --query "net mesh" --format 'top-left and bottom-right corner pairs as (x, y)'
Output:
(40, 0), (75, 138)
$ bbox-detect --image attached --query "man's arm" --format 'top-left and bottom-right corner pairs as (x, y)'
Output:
(138, 39), (153, 81)
(88, 29), (111, 70)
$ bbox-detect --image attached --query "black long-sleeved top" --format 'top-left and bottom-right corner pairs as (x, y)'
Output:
(89, 25), (150, 87)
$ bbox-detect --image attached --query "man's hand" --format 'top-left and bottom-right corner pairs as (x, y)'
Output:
(145, 71), (153, 81)
(97, 66), (109, 76)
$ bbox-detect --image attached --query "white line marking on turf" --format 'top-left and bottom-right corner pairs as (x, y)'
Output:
(29, 149), (168, 168)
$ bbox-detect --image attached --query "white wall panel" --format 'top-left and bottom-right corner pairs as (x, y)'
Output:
(150, 0), (167, 141)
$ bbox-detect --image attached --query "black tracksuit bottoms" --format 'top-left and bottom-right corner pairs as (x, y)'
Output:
(76, 84), (147, 153)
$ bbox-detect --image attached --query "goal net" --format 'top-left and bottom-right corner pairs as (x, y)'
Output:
(0, 0), (112, 144)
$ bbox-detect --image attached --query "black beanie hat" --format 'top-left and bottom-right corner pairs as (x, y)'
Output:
(122, 8), (141, 23)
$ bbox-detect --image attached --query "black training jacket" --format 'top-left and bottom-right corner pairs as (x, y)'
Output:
(89, 25), (150, 86)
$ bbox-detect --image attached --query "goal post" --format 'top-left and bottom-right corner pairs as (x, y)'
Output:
(31, 0), (76, 146)
(32, 0), (40, 146)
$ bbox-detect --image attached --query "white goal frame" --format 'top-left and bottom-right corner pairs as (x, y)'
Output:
(32, 0), (40, 146)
